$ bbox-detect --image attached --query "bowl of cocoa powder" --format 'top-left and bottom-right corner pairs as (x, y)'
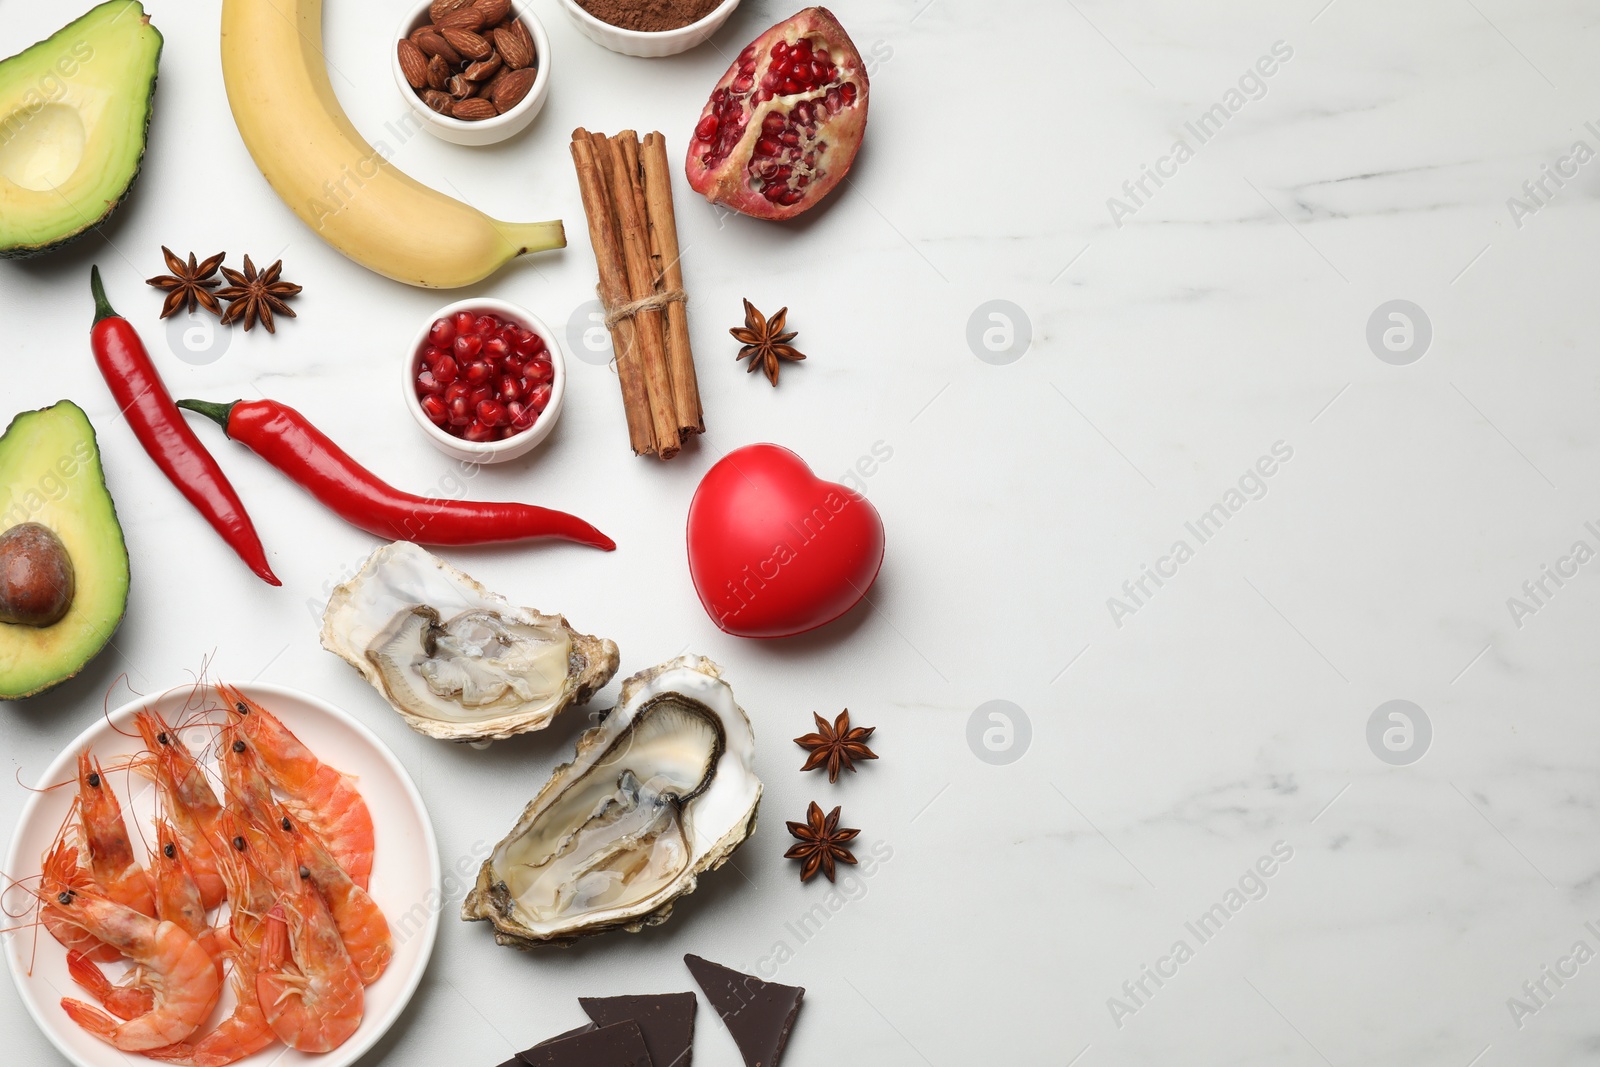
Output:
(557, 0), (740, 57)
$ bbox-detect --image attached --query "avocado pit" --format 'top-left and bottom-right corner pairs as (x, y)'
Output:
(0, 522), (75, 627)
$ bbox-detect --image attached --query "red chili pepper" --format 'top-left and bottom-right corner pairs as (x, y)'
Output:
(176, 398), (616, 551)
(88, 267), (280, 586)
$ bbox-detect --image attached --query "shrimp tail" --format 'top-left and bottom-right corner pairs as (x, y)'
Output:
(60, 999), (121, 1042)
(66, 951), (155, 1020)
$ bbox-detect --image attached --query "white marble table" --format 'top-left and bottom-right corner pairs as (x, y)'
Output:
(6, 0), (1600, 1063)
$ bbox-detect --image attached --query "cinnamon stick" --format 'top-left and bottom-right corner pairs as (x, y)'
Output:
(570, 130), (654, 456)
(606, 130), (680, 459)
(641, 132), (702, 436)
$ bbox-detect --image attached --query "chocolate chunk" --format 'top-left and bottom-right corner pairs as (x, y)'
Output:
(580, 993), (697, 1067)
(517, 1020), (652, 1067)
(683, 955), (803, 1067)
(525, 1022), (597, 1050)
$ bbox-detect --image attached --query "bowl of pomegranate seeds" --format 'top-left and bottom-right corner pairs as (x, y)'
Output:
(405, 298), (565, 463)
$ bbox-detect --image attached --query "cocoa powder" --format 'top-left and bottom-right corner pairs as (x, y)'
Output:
(575, 0), (722, 33)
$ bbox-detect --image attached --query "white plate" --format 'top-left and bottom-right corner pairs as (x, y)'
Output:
(2, 682), (441, 1067)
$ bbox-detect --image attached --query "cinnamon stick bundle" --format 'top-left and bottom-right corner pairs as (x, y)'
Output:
(570, 128), (704, 459)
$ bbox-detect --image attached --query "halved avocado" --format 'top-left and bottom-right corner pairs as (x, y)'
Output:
(0, 401), (129, 700)
(0, 1), (162, 258)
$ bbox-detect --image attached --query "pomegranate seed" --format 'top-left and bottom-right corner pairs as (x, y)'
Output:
(463, 360), (493, 385)
(696, 115), (719, 141)
(468, 385), (492, 408)
(792, 102), (811, 125)
(763, 112), (785, 132)
(430, 354), (459, 382)
(484, 337), (510, 362)
(454, 311), (476, 334)
(419, 394), (448, 424)
(473, 314), (497, 336)
(772, 40), (788, 59)
(781, 130), (800, 147)
(463, 420), (496, 443)
(454, 334), (482, 361)
(417, 369), (443, 395)
(497, 375), (523, 402)
(526, 383), (552, 412)
(756, 137), (780, 157)
(731, 73), (753, 93)
(447, 396), (472, 425)
(427, 319), (455, 347)
(512, 334), (542, 358)
(841, 82), (857, 104)
(525, 358), (553, 384)
(476, 400), (509, 426)
(444, 381), (471, 403)
(738, 44), (757, 65)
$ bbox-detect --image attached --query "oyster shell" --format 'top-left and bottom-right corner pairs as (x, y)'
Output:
(320, 542), (619, 743)
(463, 655), (761, 947)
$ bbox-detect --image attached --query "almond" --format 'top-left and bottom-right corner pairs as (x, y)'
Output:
(426, 53), (452, 91)
(397, 39), (428, 89)
(440, 28), (492, 60)
(473, 0), (512, 26)
(476, 66), (507, 97)
(409, 25), (434, 45)
(463, 53), (501, 81)
(493, 24), (532, 69)
(421, 89), (455, 115)
(415, 31), (461, 66)
(447, 74), (475, 99)
(428, 0), (474, 22)
(452, 97), (498, 121)
(490, 67), (536, 113)
(436, 7), (485, 31)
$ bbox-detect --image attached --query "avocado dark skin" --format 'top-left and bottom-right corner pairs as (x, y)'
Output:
(0, 523), (75, 627)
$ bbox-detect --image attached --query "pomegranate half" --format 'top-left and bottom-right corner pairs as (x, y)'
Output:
(684, 7), (869, 222)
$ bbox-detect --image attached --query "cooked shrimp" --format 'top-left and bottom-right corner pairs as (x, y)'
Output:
(143, 957), (279, 1067)
(42, 844), (220, 1052)
(40, 849), (121, 964)
(219, 684), (374, 890)
(135, 709), (227, 910)
(255, 878), (364, 1053)
(283, 821), (392, 985)
(76, 752), (157, 918)
(210, 810), (286, 958)
(223, 730), (394, 984)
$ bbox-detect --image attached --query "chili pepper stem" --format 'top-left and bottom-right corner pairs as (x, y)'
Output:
(175, 399), (237, 437)
(89, 266), (118, 325)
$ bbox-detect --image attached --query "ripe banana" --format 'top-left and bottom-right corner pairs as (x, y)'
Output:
(220, 0), (562, 288)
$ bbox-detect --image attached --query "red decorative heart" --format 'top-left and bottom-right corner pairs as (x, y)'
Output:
(687, 444), (886, 638)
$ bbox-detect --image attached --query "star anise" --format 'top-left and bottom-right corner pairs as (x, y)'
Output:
(216, 255), (302, 333)
(795, 709), (878, 784)
(146, 247), (225, 319)
(783, 801), (860, 883)
(731, 298), (805, 387)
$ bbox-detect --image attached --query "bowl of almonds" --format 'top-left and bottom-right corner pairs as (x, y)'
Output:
(394, 0), (549, 145)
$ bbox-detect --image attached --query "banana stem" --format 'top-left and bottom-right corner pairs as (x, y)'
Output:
(498, 219), (566, 256)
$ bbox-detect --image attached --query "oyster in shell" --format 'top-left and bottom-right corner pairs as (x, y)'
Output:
(320, 542), (619, 743)
(463, 655), (760, 946)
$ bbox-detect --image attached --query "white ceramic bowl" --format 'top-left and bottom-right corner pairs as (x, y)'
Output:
(556, 0), (740, 57)
(393, 0), (551, 146)
(404, 297), (566, 464)
(3, 682), (440, 1067)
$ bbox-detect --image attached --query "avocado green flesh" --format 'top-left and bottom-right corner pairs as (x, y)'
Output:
(0, 402), (129, 700)
(0, 0), (161, 257)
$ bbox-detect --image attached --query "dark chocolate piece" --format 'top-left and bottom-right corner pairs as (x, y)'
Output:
(683, 955), (804, 1067)
(580, 993), (697, 1067)
(517, 1020), (653, 1067)
(526, 1022), (597, 1050)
